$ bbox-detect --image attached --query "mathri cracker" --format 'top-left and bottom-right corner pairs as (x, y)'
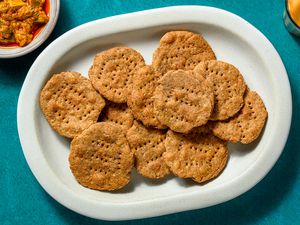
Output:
(194, 60), (246, 121)
(128, 65), (165, 129)
(209, 91), (267, 144)
(89, 47), (145, 103)
(153, 31), (216, 74)
(69, 122), (134, 191)
(126, 121), (169, 179)
(99, 101), (134, 132)
(153, 70), (214, 133)
(40, 72), (105, 138)
(163, 126), (228, 183)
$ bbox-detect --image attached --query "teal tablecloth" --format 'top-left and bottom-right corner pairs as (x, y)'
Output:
(1, 0), (300, 224)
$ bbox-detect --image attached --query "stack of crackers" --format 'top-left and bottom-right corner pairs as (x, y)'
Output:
(40, 31), (268, 191)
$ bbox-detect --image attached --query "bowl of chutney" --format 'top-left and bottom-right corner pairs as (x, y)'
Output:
(0, 0), (59, 58)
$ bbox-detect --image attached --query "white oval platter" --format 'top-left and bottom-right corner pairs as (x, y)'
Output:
(17, 6), (292, 221)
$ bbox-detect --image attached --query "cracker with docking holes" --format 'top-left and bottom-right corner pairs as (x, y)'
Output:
(89, 47), (146, 103)
(163, 126), (228, 183)
(69, 122), (134, 191)
(128, 65), (166, 129)
(40, 72), (105, 138)
(152, 31), (216, 74)
(39, 30), (269, 191)
(209, 91), (268, 144)
(153, 70), (214, 133)
(126, 121), (169, 179)
(194, 60), (246, 121)
(99, 101), (134, 132)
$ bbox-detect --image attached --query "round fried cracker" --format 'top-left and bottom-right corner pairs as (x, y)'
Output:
(126, 121), (169, 179)
(69, 122), (134, 191)
(153, 70), (214, 133)
(89, 47), (145, 103)
(128, 65), (165, 129)
(40, 72), (105, 138)
(209, 91), (268, 144)
(152, 31), (216, 74)
(163, 126), (228, 183)
(194, 60), (246, 120)
(99, 101), (134, 132)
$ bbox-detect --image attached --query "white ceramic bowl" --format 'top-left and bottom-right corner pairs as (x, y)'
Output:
(0, 0), (60, 58)
(17, 6), (292, 221)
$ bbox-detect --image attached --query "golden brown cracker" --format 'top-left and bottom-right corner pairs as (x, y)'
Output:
(209, 91), (268, 144)
(89, 47), (145, 103)
(126, 121), (169, 179)
(153, 31), (216, 74)
(153, 70), (214, 133)
(194, 60), (246, 120)
(163, 126), (228, 183)
(69, 122), (134, 191)
(40, 72), (105, 138)
(128, 65), (166, 129)
(99, 101), (134, 132)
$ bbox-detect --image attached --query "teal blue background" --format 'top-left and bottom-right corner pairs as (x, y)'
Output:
(1, 0), (300, 224)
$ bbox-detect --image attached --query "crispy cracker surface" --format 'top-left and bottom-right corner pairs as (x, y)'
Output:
(153, 31), (216, 74)
(89, 47), (145, 103)
(164, 126), (228, 183)
(99, 101), (134, 132)
(69, 122), (134, 191)
(194, 60), (246, 120)
(128, 65), (166, 129)
(209, 91), (268, 144)
(126, 121), (169, 179)
(153, 70), (214, 133)
(40, 72), (105, 138)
